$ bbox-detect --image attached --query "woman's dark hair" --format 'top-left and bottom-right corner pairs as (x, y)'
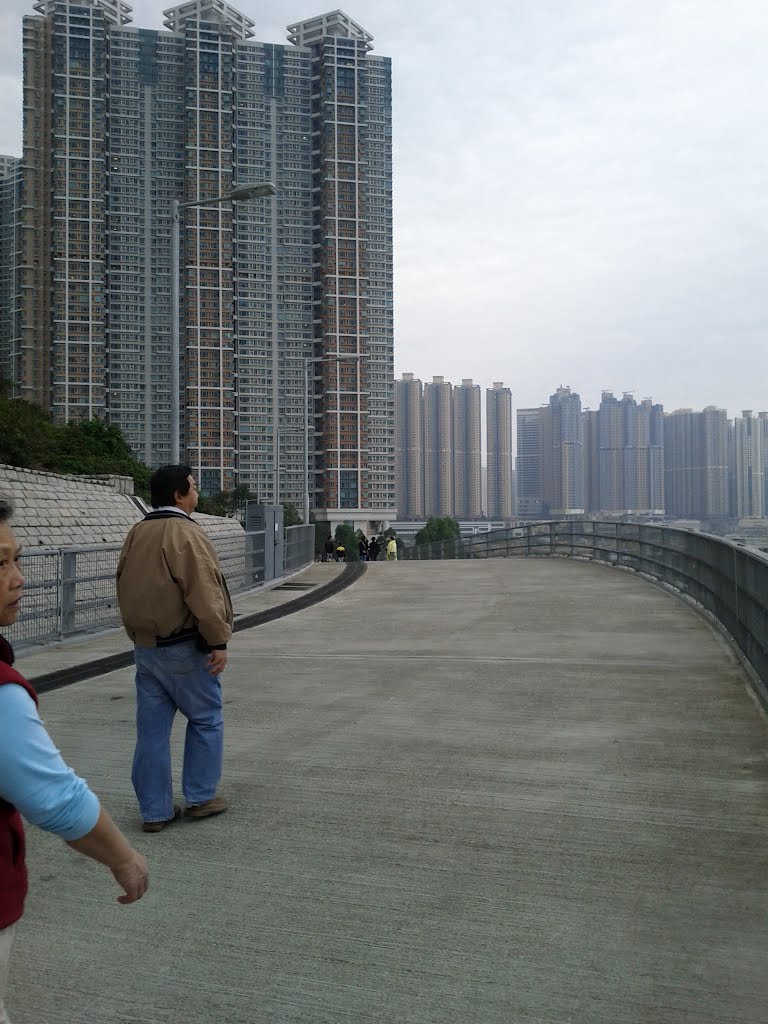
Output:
(0, 496), (13, 523)
(149, 465), (193, 508)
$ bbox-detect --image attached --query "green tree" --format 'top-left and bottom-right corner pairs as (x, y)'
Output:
(0, 398), (57, 470)
(282, 501), (302, 527)
(414, 516), (461, 545)
(196, 491), (229, 517)
(53, 419), (152, 495)
(334, 523), (359, 561)
(197, 486), (259, 518)
(0, 398), (151, 497)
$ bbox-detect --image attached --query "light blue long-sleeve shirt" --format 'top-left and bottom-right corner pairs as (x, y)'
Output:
(0, 683), (100, 841)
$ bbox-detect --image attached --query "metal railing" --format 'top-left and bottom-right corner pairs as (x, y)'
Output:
(284, 524), (315, 574)
(8, 524), (314, 649)
(402, 521), (768, 703)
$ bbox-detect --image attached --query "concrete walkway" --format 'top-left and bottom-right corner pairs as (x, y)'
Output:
(8, 559), (768, 1023)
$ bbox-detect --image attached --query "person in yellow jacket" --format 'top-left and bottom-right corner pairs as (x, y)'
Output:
(386, 537), (398, 561)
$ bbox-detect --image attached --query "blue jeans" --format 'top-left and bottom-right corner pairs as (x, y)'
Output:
(132, 642), (224, 822)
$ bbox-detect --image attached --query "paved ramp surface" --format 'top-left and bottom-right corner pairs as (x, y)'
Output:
(9, 559), (768, 1023)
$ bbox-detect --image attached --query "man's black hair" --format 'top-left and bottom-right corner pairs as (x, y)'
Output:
(150, 465), (193, 508)
(0, 496), (13, 523)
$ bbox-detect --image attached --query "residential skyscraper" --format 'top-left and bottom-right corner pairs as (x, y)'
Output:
(664, 407), (729, 520)
(289, 12), (394, 521)
(423, 375), (454, 517)
(453, 378), (482, 519)
(638, 398), (665, 515)
(544, 386), (584, 515)
(732, 411), (765, 518)
(760, 413), (768, 515)
(19, 0), (394, 530)
(0, 156), (22, 388)
(583, 408), (600, 513)
(595, 392), (664, 515)
(394, 372), (424, 518)
(516, 407), (544, 516)
(486, 381), (514, 519)
(596, 391), (623, 512)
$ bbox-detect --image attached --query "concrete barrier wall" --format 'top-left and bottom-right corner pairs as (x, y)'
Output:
(0, 463), (244, 558)
(0, 464), (145, 547)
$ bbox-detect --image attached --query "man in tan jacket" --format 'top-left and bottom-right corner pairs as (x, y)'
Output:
(117, 465), (234, 833)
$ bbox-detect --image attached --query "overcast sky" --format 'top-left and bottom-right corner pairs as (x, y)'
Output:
(1, 0), (765, 417)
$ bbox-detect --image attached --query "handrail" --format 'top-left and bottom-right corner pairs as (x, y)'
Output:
(8, 524), (315, 649)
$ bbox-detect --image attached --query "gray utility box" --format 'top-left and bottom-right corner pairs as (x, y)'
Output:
(245, 503), (284, 583)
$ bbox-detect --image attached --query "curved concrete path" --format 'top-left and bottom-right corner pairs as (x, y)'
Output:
(9, 559), (768, 1023)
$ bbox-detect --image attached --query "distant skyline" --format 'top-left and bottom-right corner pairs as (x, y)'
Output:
(396, 370), (763, 418)
(1, 0), (765, 417)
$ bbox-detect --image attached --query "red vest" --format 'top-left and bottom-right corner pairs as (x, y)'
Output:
(0, 638), (38, 929)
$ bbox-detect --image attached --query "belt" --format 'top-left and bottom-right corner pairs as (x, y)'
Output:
(155, 629), (198, 648)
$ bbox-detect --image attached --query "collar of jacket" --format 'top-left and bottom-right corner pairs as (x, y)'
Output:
(143, 510), (196, 523)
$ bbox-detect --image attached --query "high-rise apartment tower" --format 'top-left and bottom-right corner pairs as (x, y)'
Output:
(394, 372), (424, 518)
(543, 386), (584, 515)
(596, 392), (664, 515)
(423, 375), (454, 517)
(664, 407), (729, 520)
(19, 0), (395, 530)
(516, 407), (544, 516)
(732, 411), (765, 518)
(452, 378), (482, 519)
(486, 381), (514, 519)
(0, 156), (22, 388)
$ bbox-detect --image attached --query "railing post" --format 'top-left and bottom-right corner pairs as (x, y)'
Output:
(60, 549), (77, 637)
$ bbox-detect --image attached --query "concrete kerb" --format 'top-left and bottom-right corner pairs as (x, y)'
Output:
(29, 562), (366, 695)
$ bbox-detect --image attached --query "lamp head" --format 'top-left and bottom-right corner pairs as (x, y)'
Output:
(229, 182), (277, 201)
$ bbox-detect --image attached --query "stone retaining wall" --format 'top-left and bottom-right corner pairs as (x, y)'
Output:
(0, 463), (246, 562)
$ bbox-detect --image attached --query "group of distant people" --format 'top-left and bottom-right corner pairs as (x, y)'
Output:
(322, 534), (398, 563)
(1, 464), (235, 1022)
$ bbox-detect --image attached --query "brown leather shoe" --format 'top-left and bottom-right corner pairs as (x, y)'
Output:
(184, 796), (229, 820)
(143, 805), (182, 833)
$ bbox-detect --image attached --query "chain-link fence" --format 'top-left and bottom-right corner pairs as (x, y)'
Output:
(8, 524), (314, 649)
(402, 520), (768, 704)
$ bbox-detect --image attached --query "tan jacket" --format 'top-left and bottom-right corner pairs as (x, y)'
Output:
(116, 512), (233, 648)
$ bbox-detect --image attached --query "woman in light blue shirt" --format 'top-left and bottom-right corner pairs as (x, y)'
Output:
(0, 497), (149, 1024)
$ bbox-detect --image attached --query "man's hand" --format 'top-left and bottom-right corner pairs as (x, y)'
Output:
(110, 848), (150, 905)
(207, 649), (228, 675)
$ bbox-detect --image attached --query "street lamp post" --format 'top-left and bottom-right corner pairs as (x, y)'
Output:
(304, 357), (311, 526)
(170, 181), (277, 463)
